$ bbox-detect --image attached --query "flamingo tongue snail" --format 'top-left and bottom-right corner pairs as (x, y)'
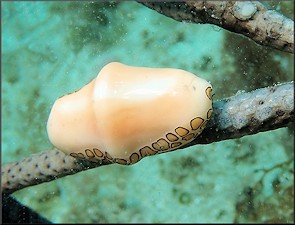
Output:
(46, 62), (213, 165)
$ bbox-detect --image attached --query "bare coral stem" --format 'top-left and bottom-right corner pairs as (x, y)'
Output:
(140, 1), (294, 53)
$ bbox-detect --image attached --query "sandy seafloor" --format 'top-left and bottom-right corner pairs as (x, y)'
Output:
(2, 1), (294, 223)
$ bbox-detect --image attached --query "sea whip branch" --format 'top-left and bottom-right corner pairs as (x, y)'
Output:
(2, 81), (293, 195)
(140, 1), (294, 53)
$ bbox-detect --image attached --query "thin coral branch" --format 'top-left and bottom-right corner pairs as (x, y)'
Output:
(2, 81), (293, 195)
(182, 81), (294, 147)
(139, 1), (294, 53)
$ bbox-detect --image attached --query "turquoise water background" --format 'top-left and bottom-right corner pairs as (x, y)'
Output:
(2, 1), (294, 223)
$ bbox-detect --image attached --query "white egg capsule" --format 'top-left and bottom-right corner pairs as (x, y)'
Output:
(47, 62), (213, 165)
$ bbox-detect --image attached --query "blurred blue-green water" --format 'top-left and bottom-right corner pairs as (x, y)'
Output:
(2, 1), (294, 223)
